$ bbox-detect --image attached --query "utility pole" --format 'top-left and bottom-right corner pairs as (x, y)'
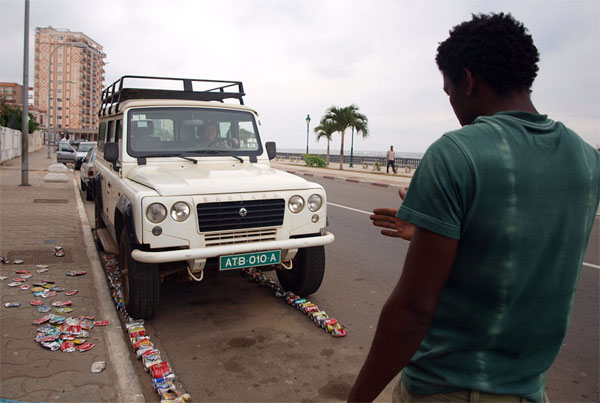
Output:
(20, 0), (30, 186)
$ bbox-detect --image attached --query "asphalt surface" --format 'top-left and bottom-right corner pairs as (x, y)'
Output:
(76, 162), (599, 402)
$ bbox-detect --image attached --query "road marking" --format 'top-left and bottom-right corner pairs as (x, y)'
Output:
(583, 262), (600, 269)
(328, 202), (371, 215)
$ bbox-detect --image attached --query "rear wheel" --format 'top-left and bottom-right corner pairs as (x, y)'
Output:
(118, 231), (160, 319)
(276, 245), (325, 297)
(85, 182), (93, 201)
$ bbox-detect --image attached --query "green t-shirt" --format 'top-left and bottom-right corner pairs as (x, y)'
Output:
(397, 111), (600, 402)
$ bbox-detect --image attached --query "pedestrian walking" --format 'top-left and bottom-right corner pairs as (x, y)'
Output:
(386, 145), (397, 174)
(348, 12), (600, 403)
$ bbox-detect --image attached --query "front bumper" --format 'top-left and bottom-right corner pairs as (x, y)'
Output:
(131, 231), (335, 264)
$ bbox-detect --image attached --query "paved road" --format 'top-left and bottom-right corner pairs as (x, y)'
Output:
(78, 171), (599, 402)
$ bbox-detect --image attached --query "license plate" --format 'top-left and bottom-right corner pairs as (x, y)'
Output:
(219, 250), (281, 271)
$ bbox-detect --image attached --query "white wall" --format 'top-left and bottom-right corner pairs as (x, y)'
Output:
(0, 126), (43, 163)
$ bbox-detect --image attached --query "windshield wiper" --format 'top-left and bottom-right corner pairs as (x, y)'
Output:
(196, 150), (244, 163)
(145, 154), (198, 164)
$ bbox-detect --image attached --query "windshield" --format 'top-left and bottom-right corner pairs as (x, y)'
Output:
(127, 107), (261, 157)
(78, 143), (96, 152)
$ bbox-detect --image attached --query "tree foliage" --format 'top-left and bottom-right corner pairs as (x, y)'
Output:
(313, 121), (336, 166)
(318, 104), (368, 170)
(0, 99), (40, 133)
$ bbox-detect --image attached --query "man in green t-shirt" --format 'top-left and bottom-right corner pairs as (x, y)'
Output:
(348, 13), (600, 403)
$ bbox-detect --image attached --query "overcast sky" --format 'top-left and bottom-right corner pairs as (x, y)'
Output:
(1, 0), (599, 154)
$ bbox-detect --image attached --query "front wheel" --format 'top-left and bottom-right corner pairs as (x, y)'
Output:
(118, 231), (160, 319)
(276, 245), (325, 297)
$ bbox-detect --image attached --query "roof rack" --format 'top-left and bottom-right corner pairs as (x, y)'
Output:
(98, 75), (246, 117)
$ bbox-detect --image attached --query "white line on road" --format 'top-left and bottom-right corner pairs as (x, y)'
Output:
(583, 262), (600, 269)
(328, 202), (372, 215)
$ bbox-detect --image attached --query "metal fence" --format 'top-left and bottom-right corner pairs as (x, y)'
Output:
(275, 151), (421, 169)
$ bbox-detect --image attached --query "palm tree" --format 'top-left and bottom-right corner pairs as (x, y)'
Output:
(314, 121), (335, 166)
(320, 104), (368, 170)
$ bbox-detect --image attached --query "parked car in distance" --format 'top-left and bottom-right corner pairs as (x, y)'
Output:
(56, 141), (76, 164)
(80, 146), (97, 201)
(74, 142), (97, 170)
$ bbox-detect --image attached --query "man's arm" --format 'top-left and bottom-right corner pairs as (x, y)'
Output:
(347, 226), (459, 402)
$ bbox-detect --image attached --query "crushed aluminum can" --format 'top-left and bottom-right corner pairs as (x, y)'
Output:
(0, 256), (9, 264)
(128, 326), (146, 339)
(65, 270), (86, 276)
(13, 259), (24, 264)
(35, 334), (60, 343)
(330, 323), (347, 337)
(56, 307), (73, 314)
(0, 276), (8, 281)
(36, 268), (49, 274)
(4, 302), (21, 308)
(293, 298), (307, 308)
(91, 361), (106, 373)
(52, 247), (65, 257)
(51, 300), (72, 307)
(7, 282), (20, 287)
(15, 269), (30, 274)
(36, 305), (51, 313)
(304, 304), (320, 314)
(30, 299), (44, 306)
(65, 290), (78, 296)
(41, 341), (61, 351)
(49, 286), (65, 292)
(32, 315), (54, 325)
(19, 284), (31, 291)
(60, 341), (76, 353)
(49, 316), (66, 325)
(94, 320), (110, 326)
(150, 361), (174, 380)
(36, 324), (56, 333)
(78, 342), (95, 352)
(133, 337), (153, 351)
(11, 278), (26, 283)
(35, 264), (49, 269)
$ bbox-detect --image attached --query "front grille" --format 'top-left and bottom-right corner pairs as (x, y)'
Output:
(205, 228), (277, 246)
(197, 199), (285, 232)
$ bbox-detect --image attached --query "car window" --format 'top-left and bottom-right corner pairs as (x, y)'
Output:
(127, 107), (262, 157)
(59, 143), (74, 152)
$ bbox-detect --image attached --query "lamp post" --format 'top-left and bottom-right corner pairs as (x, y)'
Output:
(46, 41), (88, 158)
(305, 114), (311, 155)
(350, 126), (355, 168)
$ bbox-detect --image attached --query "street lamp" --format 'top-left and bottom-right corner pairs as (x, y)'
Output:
(46, 41), (88, 158)
(305, 114), (311, 155)
(350, 126), (355, 168)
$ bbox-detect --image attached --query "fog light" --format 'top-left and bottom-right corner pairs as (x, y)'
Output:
(311, 214), (319, 223)
(152, 226), (162, 236)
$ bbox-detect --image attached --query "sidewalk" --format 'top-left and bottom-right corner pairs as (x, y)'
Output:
(271, 158), (414, 190)
(0, 149), (143, 402)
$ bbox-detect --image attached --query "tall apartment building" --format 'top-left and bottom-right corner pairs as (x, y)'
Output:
(34, 26), (105, 141)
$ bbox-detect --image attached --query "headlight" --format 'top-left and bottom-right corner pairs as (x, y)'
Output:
(307, 194), (323, 212)
(146, 203), (167, 223)
(288, 195), (305, 213)
(170, 202), (190, 222)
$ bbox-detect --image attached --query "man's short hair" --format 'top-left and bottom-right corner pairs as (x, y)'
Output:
(436, 13), (539, 95)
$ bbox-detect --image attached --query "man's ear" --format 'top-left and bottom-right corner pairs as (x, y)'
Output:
(463, 68), (476, 96)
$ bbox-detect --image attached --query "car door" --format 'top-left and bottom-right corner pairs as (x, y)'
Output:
(57, 142), (76, 164)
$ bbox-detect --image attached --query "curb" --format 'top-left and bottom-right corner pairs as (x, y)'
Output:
(285, 170), (402, 189)
(71, 177), (146, 403)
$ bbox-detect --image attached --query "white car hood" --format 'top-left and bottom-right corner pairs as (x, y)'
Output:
(126, 163), (314, 196)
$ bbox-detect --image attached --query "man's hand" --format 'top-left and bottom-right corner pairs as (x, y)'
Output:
(370, 188), (415, 241)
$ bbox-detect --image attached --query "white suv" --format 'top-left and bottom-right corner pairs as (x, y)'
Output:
(93, 76), (334, 319)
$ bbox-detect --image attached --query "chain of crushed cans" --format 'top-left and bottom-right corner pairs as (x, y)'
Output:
(1, 250), (110, 360)
(240, 268), (347, 337)
(101, 255), (191, 403)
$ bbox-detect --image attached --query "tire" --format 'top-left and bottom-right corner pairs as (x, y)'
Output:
(118, 231), (160, 319)
(276, 245), (325, 297)
(85, 184), (93, 201)
(80, 178), (85, 191)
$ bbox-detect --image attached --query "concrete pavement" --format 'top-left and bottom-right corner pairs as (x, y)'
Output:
(0, 149), (143, 403)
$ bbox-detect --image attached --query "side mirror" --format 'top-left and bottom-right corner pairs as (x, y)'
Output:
(265, 141), (276, 160)
(104, 142), (119, 164)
